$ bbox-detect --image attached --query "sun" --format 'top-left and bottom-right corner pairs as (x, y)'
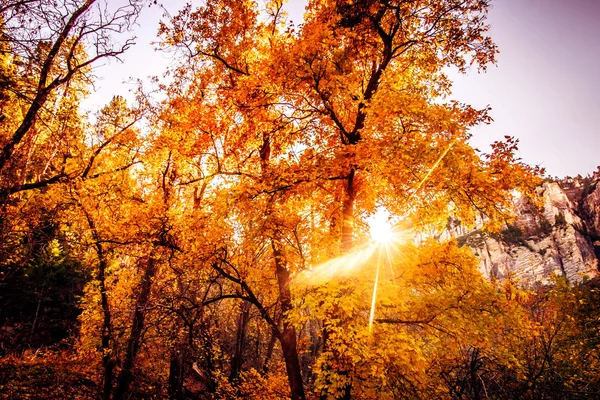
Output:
(368, 209), (394, 244)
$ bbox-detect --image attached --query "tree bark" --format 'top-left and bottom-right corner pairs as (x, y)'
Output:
(113, 257), (158, 400)
(229, 301), (251, 382)
(82, 210), (114, 400)
(168, 346), (185, 400)
(98, 254), (115, 400)
(272, 236), (306, 400)
(262, 327), (278, 375)
(341, 168), (356, 253)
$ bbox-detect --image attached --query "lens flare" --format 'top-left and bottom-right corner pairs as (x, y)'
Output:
(299, 141), (455, 336)
(297, 245), (376, 284)
(369, 209), (394, 244)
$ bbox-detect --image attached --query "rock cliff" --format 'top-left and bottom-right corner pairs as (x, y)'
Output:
(456, 168), (600, 284)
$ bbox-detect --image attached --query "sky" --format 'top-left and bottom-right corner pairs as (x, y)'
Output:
(451, 0), (600, 178)
(82, 0), (600, 178)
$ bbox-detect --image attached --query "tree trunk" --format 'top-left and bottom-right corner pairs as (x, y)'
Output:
(168, 346), (185, 400)
(113, 257), (158, 400)
(272, 237), (306, 400)
(98, 255), (115, 400)
(200, 320), (218, 394)
(341, 168), (356, 253)
(84, 211), (114, 400)
(229, 301), (250, 382)
(262, 328), (278, 375)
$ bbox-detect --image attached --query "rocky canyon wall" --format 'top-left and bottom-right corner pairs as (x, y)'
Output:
(455, 169), (600, 284)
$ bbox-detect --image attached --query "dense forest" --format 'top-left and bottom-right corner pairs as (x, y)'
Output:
(0, 1), (599, 399)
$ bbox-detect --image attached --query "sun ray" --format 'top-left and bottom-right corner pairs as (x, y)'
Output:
(368, 246), (383, 333)
(383, 240), (396, 282)
(297, 244), (376, 284)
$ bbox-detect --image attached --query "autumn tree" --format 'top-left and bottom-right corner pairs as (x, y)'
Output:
(154, 0), (542, 399)
(0, 0), (143, 196)
(0, 1), (145, 361)
(509, 278), (600, 399)
(0, 1), (566, 399)
(286, 240), (537, 399)
(0, 4), (147, 389)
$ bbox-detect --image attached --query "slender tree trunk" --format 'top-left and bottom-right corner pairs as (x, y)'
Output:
(98, 255), (115, 400)
(200, 320), (218, 394)
(229, 301), (250, 382)
(341, 168), (356, 253)
(84, 211), (114, 400)
(262, 328), (278, 375)
(113, 257), (158, 400)
(272, 236), (306, 400)
(259, 138), (305, 398)
(168, 345), (185, 400)
(335, 166), (358, 398)
(30, 283), (45, 339)
(168, 288), (187, 399)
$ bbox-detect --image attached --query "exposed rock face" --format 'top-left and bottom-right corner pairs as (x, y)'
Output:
(457, 169), (600, 284)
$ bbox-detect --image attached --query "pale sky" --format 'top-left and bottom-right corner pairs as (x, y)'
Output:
(452, 0), (600, 179)
(82, 0), (600, 178)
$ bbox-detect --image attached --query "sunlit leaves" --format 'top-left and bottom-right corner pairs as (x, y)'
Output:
(0, 1), (561, 399)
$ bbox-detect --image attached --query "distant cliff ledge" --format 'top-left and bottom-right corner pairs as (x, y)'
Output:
(454, 168), (600, 284)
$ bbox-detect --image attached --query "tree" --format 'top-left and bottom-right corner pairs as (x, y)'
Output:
(0, 1), (561, 399)
(0, 208), (88, 354)
(0, 3), (145, 344)
(156, 0), (540, 398)
(0, 0), (143, 196)
(292, 240), (535, 399)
